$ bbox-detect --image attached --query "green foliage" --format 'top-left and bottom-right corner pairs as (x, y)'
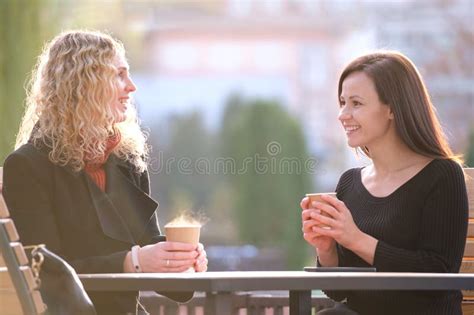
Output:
(220, 96), (313, 268)
(148, 112), (218, 224)
(466, 128), (474, 167)
(0, 0), (56, 163)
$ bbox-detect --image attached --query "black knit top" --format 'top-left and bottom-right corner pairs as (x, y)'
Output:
(326, 159), (468, 315)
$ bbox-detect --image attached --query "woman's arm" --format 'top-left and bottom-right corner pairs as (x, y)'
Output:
(4, 150), (129, 273)
(3, 151), (63, 251)
(372, 163), (468, 272)
(312, 162), (468, 272)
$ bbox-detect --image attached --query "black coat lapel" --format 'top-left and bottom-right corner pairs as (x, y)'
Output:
(86, 175), (135, 244)
(105, 156), (158, 243)
(86, 156), (158, 244)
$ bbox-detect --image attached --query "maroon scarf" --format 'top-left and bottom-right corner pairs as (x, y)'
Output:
(84, 131), (121, 191)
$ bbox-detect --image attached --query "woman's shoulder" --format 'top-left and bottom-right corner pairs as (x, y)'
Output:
(409, 158), (466, 196)
(339, 167), (361, 183)
(4, 142), (52, 171)
(5, 142), (48, 161)
(426, 158), (464, 180)
(335, 167), (361, 194)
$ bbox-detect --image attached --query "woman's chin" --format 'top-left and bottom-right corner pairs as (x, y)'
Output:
(113, 114), (126, 123)
(347, 139), (359, 148)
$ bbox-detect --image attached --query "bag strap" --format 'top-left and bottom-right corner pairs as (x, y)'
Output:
(24, 244), (45, 287)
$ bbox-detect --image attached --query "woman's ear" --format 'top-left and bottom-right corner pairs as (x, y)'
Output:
(388, 106), (395, 120)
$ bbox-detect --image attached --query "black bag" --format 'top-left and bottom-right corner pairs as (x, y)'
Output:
(29, 245), (97, 315)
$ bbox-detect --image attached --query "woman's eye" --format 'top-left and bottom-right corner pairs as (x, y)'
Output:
(353, 101), (361, 106)
(339, 101), (345, 107)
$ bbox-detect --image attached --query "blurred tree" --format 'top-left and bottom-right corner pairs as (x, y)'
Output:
(220, 96), (313, 268)
(466, 128), (474, 167)
(0, 0), (56, 163)
(148, 111), (218, 225)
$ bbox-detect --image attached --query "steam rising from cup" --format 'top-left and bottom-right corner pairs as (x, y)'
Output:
(164, 212), (204, 246)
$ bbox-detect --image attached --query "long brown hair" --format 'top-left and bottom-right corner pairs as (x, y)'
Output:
(338, 51), (461, 163)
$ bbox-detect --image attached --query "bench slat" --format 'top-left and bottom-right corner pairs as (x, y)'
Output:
(463, 168), (474, 311)
(0, 242), (29, 268)
(0, 195), (8, 218)
(465, 239), (474, 257)
(468, 220), (474, 238)
(462, 300), (474, 315)
(0, 290), (23, 315)
(461, 259), (474, 273)
(466, 168), (473, 219)
(0, 266), (38, 291)
(31, 289), (47, 313)
(0, 268), (45, 314)
(0, 219), (19, 242)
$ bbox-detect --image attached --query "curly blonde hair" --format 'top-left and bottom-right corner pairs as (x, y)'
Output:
(16, 30), (148, 172)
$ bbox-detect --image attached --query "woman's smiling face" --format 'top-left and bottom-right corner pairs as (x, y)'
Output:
(338, 71), (394, 150)
(109, 54), (136, 123)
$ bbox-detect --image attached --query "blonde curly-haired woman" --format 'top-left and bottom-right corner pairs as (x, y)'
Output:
(2, 30), (207, 315)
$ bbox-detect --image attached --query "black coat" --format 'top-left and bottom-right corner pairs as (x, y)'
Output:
(3, 142), (167, 314)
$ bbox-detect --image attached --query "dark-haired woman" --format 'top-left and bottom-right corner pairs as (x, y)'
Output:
(301, 51), (468, 315)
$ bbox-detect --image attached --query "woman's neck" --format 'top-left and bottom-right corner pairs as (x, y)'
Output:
(366, 137), (431, 176)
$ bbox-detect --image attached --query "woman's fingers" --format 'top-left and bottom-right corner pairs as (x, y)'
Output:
(303, 232), (319, 242)
(311, 201), (341, 220)
(195, 248), (207, 264)
(164, 265), (193, 273)
(162, 258), (196, 268)
(194, 246), (208, 272)
(159, 241), (196, 252)
(302, 218), (323, 233)
(160, 250), (198, 260)
(311, 225), (336, 238)
(197, 247), (207, 259)
(321, 195), (348, 214)
(197, 243), (204, 252)
(195, 256), (208, 272)
(303, 231), (330, 246)
(302, 208), (320, 221)
(142, 241), (209, 273)
(300, 197), (310, 210)
(310, 211), (337, 228)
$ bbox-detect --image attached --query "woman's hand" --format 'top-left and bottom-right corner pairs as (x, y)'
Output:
(301, 197), (336, 253)
(194, 243), (208, 272)
(307, 195), (361, 249)
(308, 195), (378, 265)
(138, 241), (199, 273)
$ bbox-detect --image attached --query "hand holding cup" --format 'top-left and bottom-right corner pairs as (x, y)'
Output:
(306, 193), (337, 230)
(165, 223), (208, 272)
(301, 193), (337, 252)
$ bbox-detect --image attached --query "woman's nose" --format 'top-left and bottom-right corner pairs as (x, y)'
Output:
(126, 78), (137, 92)
(338, 107), (351, 121)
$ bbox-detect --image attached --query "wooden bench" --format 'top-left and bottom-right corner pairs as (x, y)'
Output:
(462, 168), (474, 315)
(0, 167), (47, 315)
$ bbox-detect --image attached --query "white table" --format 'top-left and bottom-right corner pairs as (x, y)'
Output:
(79, 271), (474, 315)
